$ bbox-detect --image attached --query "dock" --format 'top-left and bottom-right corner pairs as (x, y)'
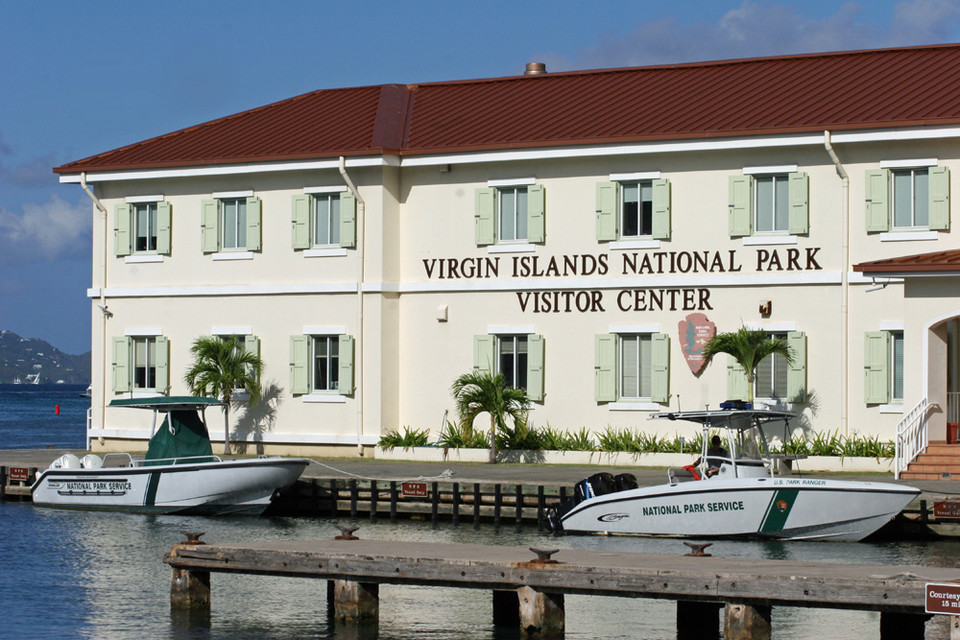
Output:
(165, 533), (960, 639)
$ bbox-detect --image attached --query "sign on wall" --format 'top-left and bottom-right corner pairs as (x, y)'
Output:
(677, 313), (716, 375)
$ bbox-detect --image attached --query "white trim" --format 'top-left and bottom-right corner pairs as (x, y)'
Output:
(212, 190), (255, 199)
(879, 404), (905, 414)
(88, 283), (358, 298)
(124, 328), (162, 336)
(487, 324), (536, 335)
(304, 185), (348, 194)
(609, 171), (661, 181)
(124, 255), (163, 264)
(86, 427), (378, 445)
(211, 326), (252, 335)
(305, 247), (348, 258)
(742, 235), (798, 246)
(879, 320), (904, 331)
(609, 239), (661, 251)
(302, 394), (348, 403)
(487, 177), (536, 187)
(880, 230), (939, 242)
(744, 321), (798, 332)
(212, 251), (254, 261)
(303, 325), (347, 335)
(880, 158), (937, 169)
(609, 402), (660, 411)
(743, 164), (798, 175)
(609, 323), (660, 334)
(125, 195), (164, 203)
(848, 273), (903, 285)
(487, 243), (536, 254)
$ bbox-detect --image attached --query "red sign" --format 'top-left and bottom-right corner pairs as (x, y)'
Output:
(401, 482), (428, 498)
(926, 583), (960, 614)
(8, 467), (29, 482)
(934, 502), (960, 520)
(678, 313), (716, 375)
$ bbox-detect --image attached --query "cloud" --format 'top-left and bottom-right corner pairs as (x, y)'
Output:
(542, 0), (960, 71)
(0, 194), (91, 262)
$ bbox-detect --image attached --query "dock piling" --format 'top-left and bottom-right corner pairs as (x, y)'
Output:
(517, 585), (564, 639)
(723, 602), (771, 640)
(332, 580), (379, 624)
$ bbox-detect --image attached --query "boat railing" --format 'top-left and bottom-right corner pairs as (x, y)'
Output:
(895, 397), (931, 479)
(99, 453), (223, 468)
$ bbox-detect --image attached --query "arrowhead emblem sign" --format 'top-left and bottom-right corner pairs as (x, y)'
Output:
(677, 313), (716, 375)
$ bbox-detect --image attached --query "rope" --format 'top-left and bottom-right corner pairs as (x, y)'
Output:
(304, 459), (455, 483)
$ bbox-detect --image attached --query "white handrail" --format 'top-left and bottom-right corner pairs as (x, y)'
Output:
(895, 398), (930, 479)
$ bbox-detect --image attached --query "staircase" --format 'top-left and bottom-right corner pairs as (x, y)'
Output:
(899, 441), (960, 480)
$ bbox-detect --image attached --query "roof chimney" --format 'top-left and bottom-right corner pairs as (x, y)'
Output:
(524, 62), (547, 76)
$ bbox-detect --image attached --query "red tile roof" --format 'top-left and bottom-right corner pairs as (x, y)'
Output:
(55, 43), (960, 174)
(854, 250), (960, 274)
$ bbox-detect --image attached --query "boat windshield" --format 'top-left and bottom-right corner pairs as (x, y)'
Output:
(732, 423), (770, 461)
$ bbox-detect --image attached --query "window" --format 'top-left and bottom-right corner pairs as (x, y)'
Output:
(214, 334), (260, 390)
(111, 335), (169, 393)
(201, 194), (262, 253)
(596, 177), (671, 242)
(114, 199), (171, 257)
(755, 332), (789, 399)
(726, 331), (806, 404)
(291, 190), (357, 250)
(728, 172), (808, 238)
(289, 333), (354, 397)
(865, 165), (949, 233)
(473, 333), (544, 401)
(594, 332), (670, 405)
(865, 330), (904, 404)
(475, 181), (544, 246)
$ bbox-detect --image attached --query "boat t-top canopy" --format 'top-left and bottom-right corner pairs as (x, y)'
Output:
(109, 396), (223, 412)
(650, 409), (795, 427)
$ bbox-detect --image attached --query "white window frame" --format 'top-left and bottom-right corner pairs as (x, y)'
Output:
(608, 323), (661, 411)
(310, 335), (340, 394)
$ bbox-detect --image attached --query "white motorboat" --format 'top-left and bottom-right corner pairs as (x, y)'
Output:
(31, 397), (309, 515)
(542, 407), (920, 541)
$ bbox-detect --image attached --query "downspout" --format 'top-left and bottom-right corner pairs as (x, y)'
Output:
(80, 172), (110, 442)
(339, 157), (366, 456)
(823, 131), (850, 436)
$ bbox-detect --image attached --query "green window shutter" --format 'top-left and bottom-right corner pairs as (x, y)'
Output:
(788, 172), (809, 235)
(864, 331), (890, 404)
(652, 178), (671, 240)
(340, 191), (357, 248)
(338, 334), (355, 395)
(726, 359), (749, 402)
(473, 334), (496, 377)
(728, 175), (753, 237)
(527, 184), (545, 243)
(244, 335), (261, 384)
(112, 336), (131, 392)
(595, 181), (618, 241)
(786, 331), (807, 403)
(475, 188), (496, 246)
(246, 197), (262, 251)
(156, 202), (172, 255)
(201, 199), (220, 253)
(929, 165), (951, 231)
(291, 194), (311, 250)
(651, 332), (670, 404)
(594, 334), (617, 402)
(865, 169), (890, 232)
(155, 336), (170, 393)
(289, 335), (309, 395)
(114, 204), (132, 257)
(526, 334), (544, 402)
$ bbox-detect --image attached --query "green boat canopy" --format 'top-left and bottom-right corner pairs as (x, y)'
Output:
(108, 397), (219, 462)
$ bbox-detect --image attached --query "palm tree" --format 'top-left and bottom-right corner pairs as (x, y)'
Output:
(700, 326), (794, 404)
(451, 370), (530, 464)
(184, 336), (263, 454)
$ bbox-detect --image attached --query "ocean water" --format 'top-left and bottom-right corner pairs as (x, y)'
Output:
(0, 387), (957, 639)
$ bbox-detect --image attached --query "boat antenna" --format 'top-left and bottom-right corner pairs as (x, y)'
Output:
(677, 394), (681, 412)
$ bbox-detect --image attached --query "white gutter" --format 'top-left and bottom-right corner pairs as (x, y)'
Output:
(80, 172), (110, 441)
(823, 131), (850, 436)
(339, 157), (366, 456)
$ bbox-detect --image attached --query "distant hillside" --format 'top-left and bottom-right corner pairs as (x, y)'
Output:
(0, 330), (90, 384)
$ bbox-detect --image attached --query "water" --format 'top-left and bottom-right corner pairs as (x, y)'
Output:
(0, 384), (88, 449)
(1, 387), (958, 639)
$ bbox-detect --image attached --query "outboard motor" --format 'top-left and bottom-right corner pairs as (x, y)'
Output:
(587, 472), (617, 495)
(615, 473), (638, 491)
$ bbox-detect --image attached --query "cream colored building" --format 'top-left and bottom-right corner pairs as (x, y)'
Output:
(55, 46), (960, 466)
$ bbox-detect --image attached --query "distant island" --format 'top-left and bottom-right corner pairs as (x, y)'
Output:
(0, 330), (90, 385)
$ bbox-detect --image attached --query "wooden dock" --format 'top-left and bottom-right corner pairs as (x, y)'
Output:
(165, 534), (960, 639)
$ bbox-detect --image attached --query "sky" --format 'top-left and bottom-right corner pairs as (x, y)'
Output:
(2, 0), (960, 355)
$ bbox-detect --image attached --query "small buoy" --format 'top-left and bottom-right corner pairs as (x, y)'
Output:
(55, 405), (60, 415)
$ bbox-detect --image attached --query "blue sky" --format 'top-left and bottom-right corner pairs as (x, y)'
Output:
(2, 0), (960, 355)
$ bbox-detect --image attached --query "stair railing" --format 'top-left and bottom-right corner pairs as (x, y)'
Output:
(895, 398), (931, 479)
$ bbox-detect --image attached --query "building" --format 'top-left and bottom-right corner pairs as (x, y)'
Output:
(55, 45), (960, 468)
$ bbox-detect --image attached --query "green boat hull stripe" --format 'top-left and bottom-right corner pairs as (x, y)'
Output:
(760, 489), (799, 533)
(144, 472), (160, 507)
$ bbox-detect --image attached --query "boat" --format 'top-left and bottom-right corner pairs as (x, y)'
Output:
(542, 406), (920, 541)
(31, 396), (310, 515)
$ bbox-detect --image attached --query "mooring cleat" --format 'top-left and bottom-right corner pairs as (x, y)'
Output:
(529, 547), (561, 564)
(335, 525), (360, 540)
(179, 531), (206, 545)
(683, 541), (712, 557)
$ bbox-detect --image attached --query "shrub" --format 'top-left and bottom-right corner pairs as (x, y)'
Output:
(378, 426), (430, 449)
